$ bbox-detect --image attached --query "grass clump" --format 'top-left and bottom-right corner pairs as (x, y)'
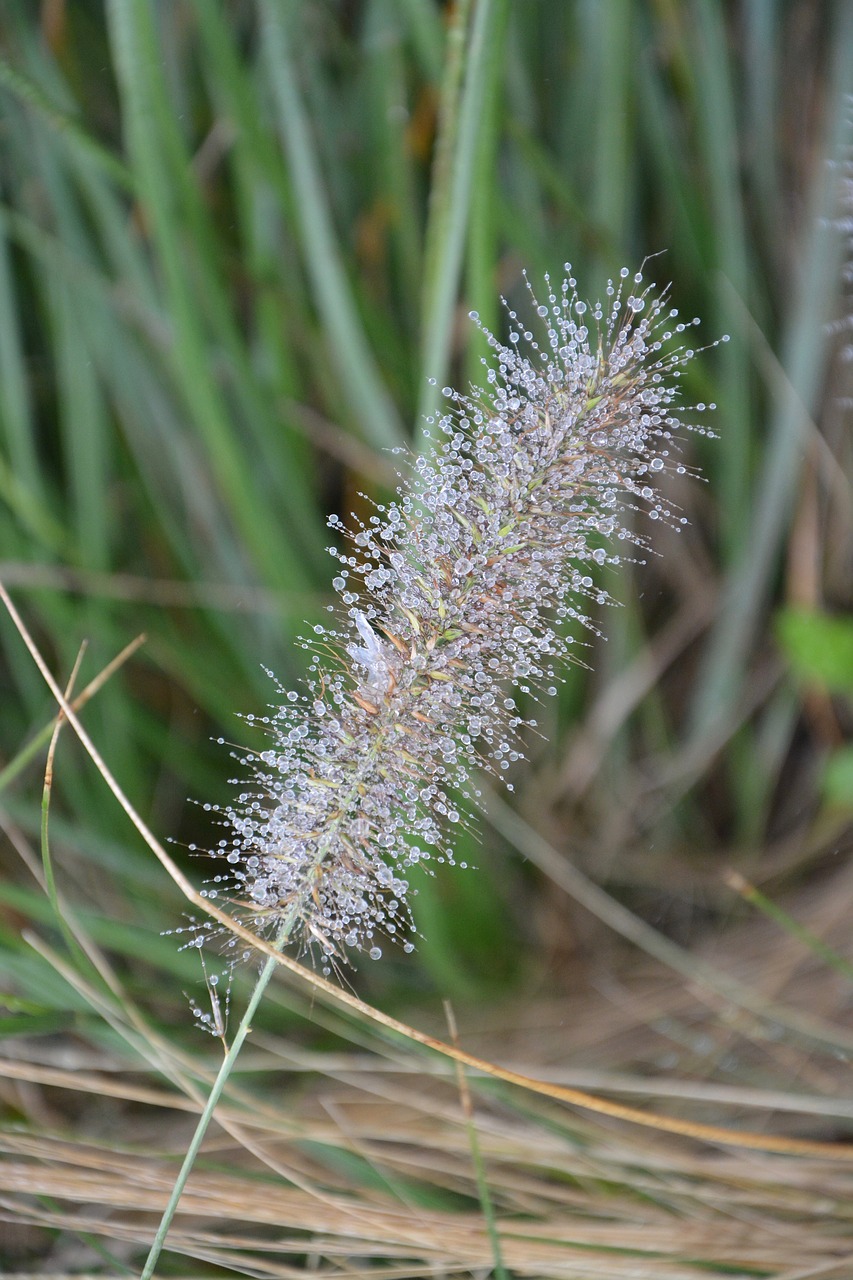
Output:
(1, 3), (853, 1277)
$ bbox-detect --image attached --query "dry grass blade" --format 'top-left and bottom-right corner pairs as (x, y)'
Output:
(2, 1085), (853, 1277)
(3, 578), (852, 1167)
(486, 790), (853, 1056)
(0, 631), (145, 793)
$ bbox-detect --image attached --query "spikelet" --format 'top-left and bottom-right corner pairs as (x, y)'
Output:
(192, 266), (720, 970)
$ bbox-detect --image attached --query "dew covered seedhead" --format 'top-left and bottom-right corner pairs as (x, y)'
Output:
(190, 266), (719, 972)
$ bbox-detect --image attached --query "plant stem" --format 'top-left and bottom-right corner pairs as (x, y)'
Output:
(140, 934), (285, 1279)
(417, 0), (506, 440)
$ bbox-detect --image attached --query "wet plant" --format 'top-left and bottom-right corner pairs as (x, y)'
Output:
(138, 262), (718, 1275)
(188, 267), (717, 976)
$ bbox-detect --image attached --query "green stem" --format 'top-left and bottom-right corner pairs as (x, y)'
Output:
(140, 930), (286, 1279)
(141, 666), (396, 1273)
(417, 0), (506, 441)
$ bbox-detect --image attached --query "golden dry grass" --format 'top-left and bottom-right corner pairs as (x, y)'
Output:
(4, 856), (853, 1277)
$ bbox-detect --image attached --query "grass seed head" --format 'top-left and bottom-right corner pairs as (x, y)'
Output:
(199, 267), (718, 970)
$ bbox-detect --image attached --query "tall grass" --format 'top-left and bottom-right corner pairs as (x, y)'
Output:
(1, 2), (853, 1275)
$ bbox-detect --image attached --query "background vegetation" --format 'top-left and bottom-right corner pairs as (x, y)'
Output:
(2, 1), (853, 1275)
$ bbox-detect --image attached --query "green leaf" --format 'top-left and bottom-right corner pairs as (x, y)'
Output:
(776, 608), (853, 696)
(823, 746), (853, 811)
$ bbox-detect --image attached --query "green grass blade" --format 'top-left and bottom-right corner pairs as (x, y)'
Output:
(688, 20), (853, 745)
(0, 55), (134, 191)
(105, 0), (316, 590)
(729, 870), (853, 986)
(463, 0), (511, 385)
(0, 220), (41, 497)
(417, 0), (509, 438)
(690, 0), (754, 555)
(259, 0), (404, 451)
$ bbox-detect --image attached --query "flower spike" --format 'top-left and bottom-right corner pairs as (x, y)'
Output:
(196, 267), (719, 970)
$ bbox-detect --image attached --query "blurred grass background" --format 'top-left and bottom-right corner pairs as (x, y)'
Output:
(2, 1), (853, 1275)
